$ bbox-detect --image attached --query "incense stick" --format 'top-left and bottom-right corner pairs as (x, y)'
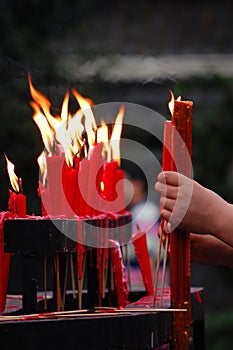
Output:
(69, 253), (77, 299)
(125, 244), (132, 291)
(78, 252), (86, 310)
(116, 308), (187, 313)
(44, 254), (47, 310)
(153, 226), (163, 308)
(61, 254), (69, 311)
(159, 234), (169, 307)
(54, 254), (62, 311)
(102, 249), (106, 299)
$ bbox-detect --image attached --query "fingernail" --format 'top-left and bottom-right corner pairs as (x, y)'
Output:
(165, 222), (172, 233)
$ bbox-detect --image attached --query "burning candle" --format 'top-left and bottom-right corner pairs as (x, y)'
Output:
(5, 154), (27, 218)
(167, 92), (193, 349)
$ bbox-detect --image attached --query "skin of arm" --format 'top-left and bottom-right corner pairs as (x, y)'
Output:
(155, 171), (233, 248)
(158, 226), (233, 268)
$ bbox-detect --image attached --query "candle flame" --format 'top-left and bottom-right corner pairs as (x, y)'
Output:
(29, 74), (125, 168)
(97, 119), (112, 162)
(28, 73), (51, 116)
(72, 88), (96, 148)
(31, 102), (54, 155)
(5, 154), (20, 192)
(37, 151), (47, 186)
(168, 90), (182, 116)
(110, 105), (125, 166)
(61, 91), (70, 125)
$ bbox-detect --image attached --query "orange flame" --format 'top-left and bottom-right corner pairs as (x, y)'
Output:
(110, 105), (125, 166)
(29, 75), (125, 167)
(5, 154), (20, 192)
(37, 151), (47, 185)
(97, 119), (111, 162)
(72, 88), (96, 148)
(31, 101), (54, 155)
(168, 90), (181, 116)
(61, 91), (70, 125)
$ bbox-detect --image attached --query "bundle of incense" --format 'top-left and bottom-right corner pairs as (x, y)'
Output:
(94, 306), (187, 313)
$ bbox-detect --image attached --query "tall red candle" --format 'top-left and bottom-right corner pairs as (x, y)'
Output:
(46, 154), (65, 216)
(62, 162), (78, 218)
(169, 98), (193, 350)
(86, 143), (104, 216)
(102, 160), (118, 202)
(77, 159), (90, 216)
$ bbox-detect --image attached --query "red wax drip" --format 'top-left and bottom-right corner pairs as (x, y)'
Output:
(115, 169), (126, 214)
(132, 231), (154, 295)
(110, 240), (129, 307)
(77, 220), (85, 280)
(37, 182), (48, 216)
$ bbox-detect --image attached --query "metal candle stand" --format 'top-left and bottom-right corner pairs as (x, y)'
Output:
(3, 214), (132, 314)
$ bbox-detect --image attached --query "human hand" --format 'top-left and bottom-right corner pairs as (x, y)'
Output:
(155, 171), (225, 235)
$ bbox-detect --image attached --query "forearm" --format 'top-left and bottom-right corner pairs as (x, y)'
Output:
(212, 202), (233, 248)
(191, 233), (233, 269)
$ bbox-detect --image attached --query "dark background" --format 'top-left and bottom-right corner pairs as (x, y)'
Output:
(1, 1), (233, 348)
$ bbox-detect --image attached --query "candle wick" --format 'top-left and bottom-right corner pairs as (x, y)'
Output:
(18, 177), (23, 193)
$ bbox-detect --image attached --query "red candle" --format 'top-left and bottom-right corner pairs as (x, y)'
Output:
(102, 160), (118, 202)
(8, 188), (26, 218)
(16, 193), (27, 218)
(169, 97), (193, 350)
(62, 162), (78, 218)
(162, 120), (173, 172)
(46, 154), (65, 216)
(77, 159), (90, 216)
(5, 155), (27, 218)
(86, 143), (104, 216)
(37, 181), (49, 216)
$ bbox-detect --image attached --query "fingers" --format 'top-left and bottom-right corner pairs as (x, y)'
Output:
(160, 196), (175, 212)
(155, 183), (178, 199)
(157, 171), (181, 185)
(160, 208), (172, 223)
